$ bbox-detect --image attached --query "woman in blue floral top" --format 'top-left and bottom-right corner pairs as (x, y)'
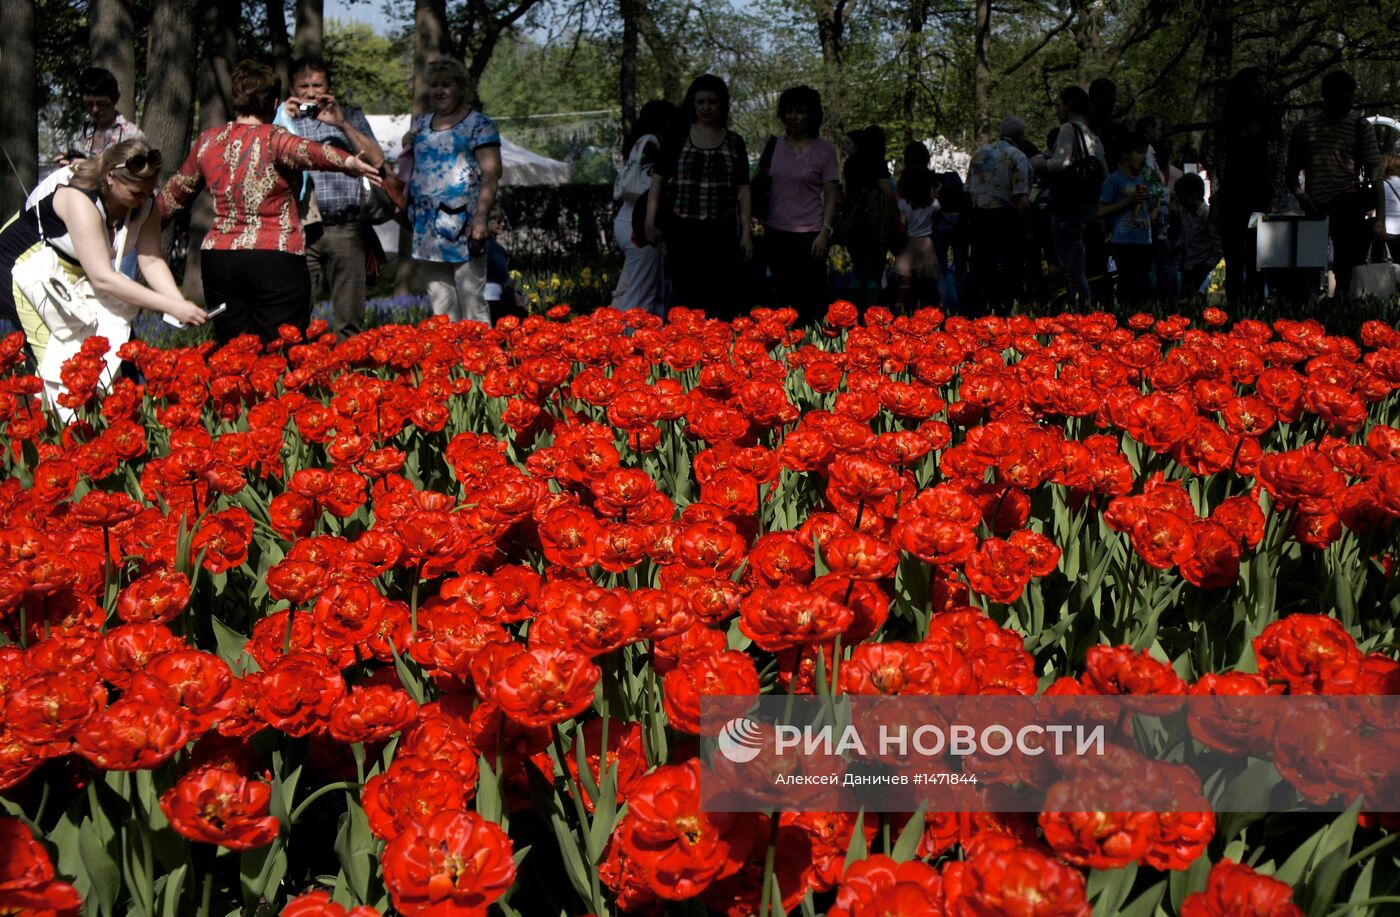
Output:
(403, 59), (503, 324)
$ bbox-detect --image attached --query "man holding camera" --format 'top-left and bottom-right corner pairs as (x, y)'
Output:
(281, 58), (384, 339)
(55, 67), (145, 166)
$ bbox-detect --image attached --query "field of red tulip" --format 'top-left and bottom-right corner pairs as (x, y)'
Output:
(1, 302), (1399, 916)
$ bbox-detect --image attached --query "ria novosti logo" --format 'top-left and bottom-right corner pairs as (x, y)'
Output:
(717, 716), (765, 763)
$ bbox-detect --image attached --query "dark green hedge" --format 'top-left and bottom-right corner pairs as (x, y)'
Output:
(496, 183), (622, 273)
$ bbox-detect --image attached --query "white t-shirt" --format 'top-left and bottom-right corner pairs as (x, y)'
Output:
(1384, 176), (1400, 237)
(898, 197), (940, 238)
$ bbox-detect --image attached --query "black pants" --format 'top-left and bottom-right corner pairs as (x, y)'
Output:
(1182, 264), (1213, 299)
(665, 217), (744, 320)
(1086, 219), (1113, 307)
(1220, 206), (1267, 302)
(1322, 196), (1375, 298)
(763, 228), (828, 327)
(968, 207), (1026, 313)
(202, 249), (311, 345)
(1111, 242), (1154, 306)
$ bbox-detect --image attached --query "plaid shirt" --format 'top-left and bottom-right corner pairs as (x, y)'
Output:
(655, 129), (749, 221)
(282, 105), (378, 217)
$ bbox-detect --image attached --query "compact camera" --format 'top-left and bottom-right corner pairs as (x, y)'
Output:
(298, 102), (321, 118)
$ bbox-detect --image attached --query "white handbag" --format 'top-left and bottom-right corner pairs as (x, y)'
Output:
(1347, 240), (1400, 300)
(9, 206), (100, 342)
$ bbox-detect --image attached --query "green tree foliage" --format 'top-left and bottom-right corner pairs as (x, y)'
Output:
(323, 19), (414, 113)
(21, 0), (1400, 184)
(479, 31), (617, 117)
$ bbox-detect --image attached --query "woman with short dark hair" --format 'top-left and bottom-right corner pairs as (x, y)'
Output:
(755, 85), (839, 326)
(57, 67), (144, 165)
(645, 74), (752, 320)
(159, 60), (380, 344)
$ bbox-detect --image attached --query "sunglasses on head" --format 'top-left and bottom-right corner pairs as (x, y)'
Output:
(122, 150), (163, 175)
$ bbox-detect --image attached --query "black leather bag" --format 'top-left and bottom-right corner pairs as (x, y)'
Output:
(1052, 124), (1107, 214)
(361, 167), (409, 226)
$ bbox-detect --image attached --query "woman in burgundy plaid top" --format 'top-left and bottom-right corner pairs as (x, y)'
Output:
(159, 61), (379, 345)
(645, 74), (751, 320)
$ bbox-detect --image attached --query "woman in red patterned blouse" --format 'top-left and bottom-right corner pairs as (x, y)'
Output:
(159, 60), (380, 344)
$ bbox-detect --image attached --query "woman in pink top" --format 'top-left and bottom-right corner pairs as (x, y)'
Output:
(756, 86), (839, 327)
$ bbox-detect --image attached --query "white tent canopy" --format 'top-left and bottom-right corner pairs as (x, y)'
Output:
(363, 115), (571, 186)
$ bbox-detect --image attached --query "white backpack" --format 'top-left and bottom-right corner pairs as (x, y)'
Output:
(613, 134), (659, 203)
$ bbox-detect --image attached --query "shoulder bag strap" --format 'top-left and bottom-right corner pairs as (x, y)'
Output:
(758, 135), (778, 174)
(1072, 123), (1089, 162)
(33, 199), (47, 244)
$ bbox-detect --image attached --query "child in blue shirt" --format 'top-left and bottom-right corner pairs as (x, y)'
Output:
(1097, 132), (1159, 306)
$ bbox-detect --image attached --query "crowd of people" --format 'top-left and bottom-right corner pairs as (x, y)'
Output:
(612, 68), (1399, 324)
(1, 58), (1396, 414)
(0, 58), (514, 412)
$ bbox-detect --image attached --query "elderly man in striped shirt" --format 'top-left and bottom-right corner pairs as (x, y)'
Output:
(1286, 70), (1385, 298)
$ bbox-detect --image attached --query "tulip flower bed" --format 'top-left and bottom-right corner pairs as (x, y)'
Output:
(1, 302), (1399, 916)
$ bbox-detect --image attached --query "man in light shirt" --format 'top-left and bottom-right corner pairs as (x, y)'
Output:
(966, 116), (1032, 312)
(55, 68), (145, 166)
(277, 58), (384, 339)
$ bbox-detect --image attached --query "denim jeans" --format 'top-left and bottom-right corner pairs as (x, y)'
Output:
(1052, 205), (1095, 308)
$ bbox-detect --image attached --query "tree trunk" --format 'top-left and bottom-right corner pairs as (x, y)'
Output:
(143, 0), (198, 283)
(267, 0), (292, 91)
(900, 0), (926, 133)
(1071, 0), (1104, 87)
(635, 2), (681, 102)
(814, 1), (852, 143)
(184, 0), (240, 299)
(398, 0), (450, 296)
(461, 1), (547, 89)
(0, 0), (37, 218)
(412, 0), (450, 114)
(90, 0), (138, 121)
(1188, 0), (1233, 161)
(619, 0), (640, 137)
(973, 0), (992, 139)
(143, 0), (198, 175)
(293, 0), (323, 62)
(465, 26), (506, 88)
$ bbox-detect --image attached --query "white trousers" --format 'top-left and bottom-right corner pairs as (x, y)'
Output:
(420, 258), (489, 324)
(611, 213), (667, 316)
